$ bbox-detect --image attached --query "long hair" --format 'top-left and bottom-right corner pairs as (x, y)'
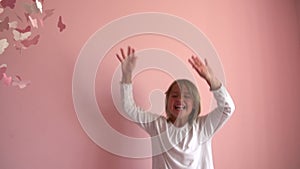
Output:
(165, 79), (201, 125)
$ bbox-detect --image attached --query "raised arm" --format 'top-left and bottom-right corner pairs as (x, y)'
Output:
(188, 56), (235, 139)
(116, 47), (159, 133)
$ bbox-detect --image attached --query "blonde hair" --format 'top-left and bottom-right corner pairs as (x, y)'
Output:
(165, 79), (201, 124)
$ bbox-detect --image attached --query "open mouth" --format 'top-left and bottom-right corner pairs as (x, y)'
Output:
(174, 105), (186, 110)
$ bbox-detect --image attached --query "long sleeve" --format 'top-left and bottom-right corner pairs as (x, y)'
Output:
(199, 85), (235, 140)
(120, 83), (160, 132)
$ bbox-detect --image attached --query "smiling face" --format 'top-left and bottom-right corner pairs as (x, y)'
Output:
(165, 80), (201, 125)
(167, 84), (194, 119)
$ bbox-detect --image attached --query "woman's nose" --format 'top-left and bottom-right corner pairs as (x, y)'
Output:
(176, 95), (183, 101)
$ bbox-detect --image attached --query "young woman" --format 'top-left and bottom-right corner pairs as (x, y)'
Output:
(117, 46), (235, 169)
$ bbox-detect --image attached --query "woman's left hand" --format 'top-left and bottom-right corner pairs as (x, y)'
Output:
(188, 56), (221, 90)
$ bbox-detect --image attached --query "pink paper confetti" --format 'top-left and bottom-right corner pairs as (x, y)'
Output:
(28, 16), (38, 28)
(8, 21), (18, 29)
(0, 0), (64, 89)
(35, 0), (43, 13)
(0, 17), (9, 32)
(0, 64), (7, 80)
(13, 29), (31, 41)
(12, 75), (31, 89)
(0, 0), (16, 9)
(13, 26), (32, 41)
(57, 16), (66, 32)
(21, 34), (40, 47)
(2, 73), (12, 86)
(15, 25), (31, 33)
(0, 39), (9, 54)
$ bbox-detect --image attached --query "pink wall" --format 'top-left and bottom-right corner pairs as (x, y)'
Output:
(1, 0), (300, 168)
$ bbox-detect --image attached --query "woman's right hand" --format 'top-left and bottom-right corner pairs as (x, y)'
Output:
(116, 46), (136, 83)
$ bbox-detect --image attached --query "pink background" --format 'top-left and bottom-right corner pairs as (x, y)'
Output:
(1, 0), (300, 168)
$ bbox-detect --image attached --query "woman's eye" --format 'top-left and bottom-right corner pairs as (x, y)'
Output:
(184, 95), (191, 99)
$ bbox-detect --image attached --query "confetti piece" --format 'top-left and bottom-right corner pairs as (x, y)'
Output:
(2, 73), (12, 86)
(8, 21), (18, 29)
(28, 15), (38, 28)
(0, 16), (9, 32)
(57, 16), (66, 32)
(21, 34), (39, 47)
(13, 29), (31, 41)
(0, 0), (16, 9)
(0, 38), (9, 54)
(35, 0), (42, 13)
(15, 25), (31, 33)
(0, 64), (7, 80)
(43, 9), (54, 21)
(12, 75), (31, 89)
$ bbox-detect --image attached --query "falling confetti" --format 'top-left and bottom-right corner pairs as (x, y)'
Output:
(8, 21), (18, 29)
(2, 73), (12, 86)
(0, 0), (16, 9)
(12, 75), (31, 89)
(0, 64), (8, 80)
(0, 64), (31, 89)
(15, 25), (31, 33)
(21, 34), (40, 47)
(35, 0), (43, 13)
(13, 30), (31, 41)
(28, 15), (38, 28)
(1, 0), (66, 89)
(13, 26), (32, 41)
(0, 39), (9, 54)
(57, 16), (66, 32)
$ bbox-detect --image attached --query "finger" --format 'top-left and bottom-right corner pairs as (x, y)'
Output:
(204, 58), (208, 66)
(132, 53), (137, 62)
(188, 58), (195, 67)
(132, 48), (135, 56)
(120, 48), (126, 59)
(191, 55), (201, 66)
(116, 54), (122, 62)
(127, 46), (131, 56)
(194, 56), (204, 66)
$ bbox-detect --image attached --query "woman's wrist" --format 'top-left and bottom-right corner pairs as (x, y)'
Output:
(122, 73), (132, 84)
(207, 76), (221, 90)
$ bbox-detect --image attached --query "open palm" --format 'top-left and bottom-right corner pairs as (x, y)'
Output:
(116, 46), (136, 83)
(116, 46), (137, 75)
(188, 56), (213, 81)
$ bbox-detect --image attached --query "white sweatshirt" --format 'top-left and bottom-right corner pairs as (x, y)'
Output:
(121, 83), (235, 169)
